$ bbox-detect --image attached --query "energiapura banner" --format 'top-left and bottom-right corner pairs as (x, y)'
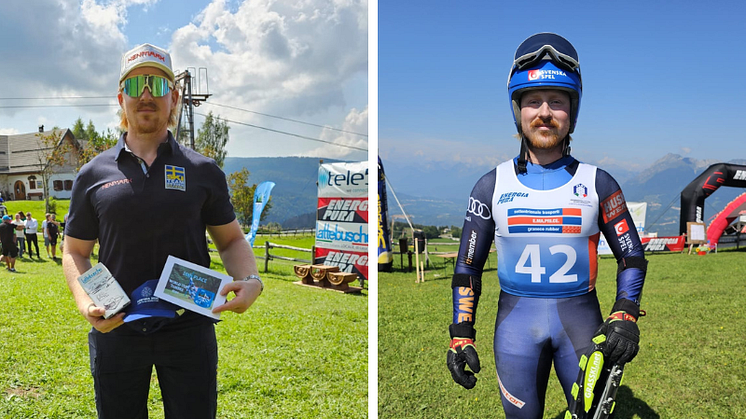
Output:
(315, 161), (369, 280)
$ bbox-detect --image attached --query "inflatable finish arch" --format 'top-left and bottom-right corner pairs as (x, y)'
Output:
(680, 163), (746, 236)
(707, 193), (746, 245)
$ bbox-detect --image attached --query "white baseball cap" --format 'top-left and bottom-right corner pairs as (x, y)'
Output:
(119, 43), (175, 83)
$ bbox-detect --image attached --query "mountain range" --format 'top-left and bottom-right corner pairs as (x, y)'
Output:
(221, 155), (746, 236)
(381, 154), (746, 237)
(223, 156), (340, 228)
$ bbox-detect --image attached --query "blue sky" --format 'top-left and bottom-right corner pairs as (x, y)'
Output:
(378, 1), (746, 172)
(0, 0), (368, 161)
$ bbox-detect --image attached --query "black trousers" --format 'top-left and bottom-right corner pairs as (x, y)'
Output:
(25, 233), (39, 257)
(88, 320), (218, 419)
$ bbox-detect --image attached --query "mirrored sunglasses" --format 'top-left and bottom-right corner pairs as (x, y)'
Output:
(121, 75), (175, 98)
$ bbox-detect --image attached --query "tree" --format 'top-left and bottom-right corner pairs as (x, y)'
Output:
(71, 117), (86, 139)
(196, 111), (229, 168)
(226, 168), (273, 229)
(72, 118), (119, 171)
(422, 225), (440, 239)
(35, 130), (70, 213)
(450, 225), (462, 239)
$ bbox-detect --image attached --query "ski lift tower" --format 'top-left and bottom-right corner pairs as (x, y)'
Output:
(175, 67), (211, 149)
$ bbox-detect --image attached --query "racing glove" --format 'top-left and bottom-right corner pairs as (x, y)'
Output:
(447, 322), (480, 389)
(593, 298), (640, 365)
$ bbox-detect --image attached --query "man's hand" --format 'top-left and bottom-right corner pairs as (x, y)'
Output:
(212, 279), (261, 314)
(594, 299), (641, 365)
(84, 304), (125, 333)
(447, 323), (480, 389)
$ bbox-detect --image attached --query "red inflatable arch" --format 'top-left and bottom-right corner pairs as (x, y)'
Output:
(707, 192), (746, 245)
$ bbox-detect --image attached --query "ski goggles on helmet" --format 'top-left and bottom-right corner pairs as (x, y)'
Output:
(513, 44), (580, 73)
(120, 74), (175, 98)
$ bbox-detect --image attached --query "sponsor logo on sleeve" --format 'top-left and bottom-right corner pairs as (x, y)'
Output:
(468, 197), (492, 220)
(615, 219), (629, 236)
(465, 229), (478, 265)
(601, 190), (627, 223)
(456, 287), (475, 323)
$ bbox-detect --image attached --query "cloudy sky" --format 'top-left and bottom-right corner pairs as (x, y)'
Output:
(0, 0), (368, 161)
(379, 1), (746, 172)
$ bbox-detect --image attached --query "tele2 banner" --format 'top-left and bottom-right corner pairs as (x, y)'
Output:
(315, 161), (369, 280)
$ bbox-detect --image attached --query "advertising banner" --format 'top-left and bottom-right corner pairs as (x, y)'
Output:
(640, 236), (686, 252)
(378, 156), (393, 271)
(245, 181), (275, 247)
(315, 161), (369, 280)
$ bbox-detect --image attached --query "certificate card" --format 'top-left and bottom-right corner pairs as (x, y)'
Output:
(77, 262), (130, 319)
(154, 256), (233, 320)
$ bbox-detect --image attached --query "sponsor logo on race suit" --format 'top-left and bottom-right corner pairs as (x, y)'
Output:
(601, 190), (627, 223)
(468, 197), (492, 220)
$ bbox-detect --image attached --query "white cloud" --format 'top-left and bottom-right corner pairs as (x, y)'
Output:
(302, 105), (367, 158)
(0, 0), (368, 159)
(0, 0), (128, 99)
(170, 0), (367, 118)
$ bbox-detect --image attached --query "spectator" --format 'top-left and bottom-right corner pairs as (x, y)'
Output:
(24, 212), (40, 258)
(46, 214), (60, 261)
(12, 213), (25, 258)
(0, 215), (18, 272)
(42, 213), (51, 258)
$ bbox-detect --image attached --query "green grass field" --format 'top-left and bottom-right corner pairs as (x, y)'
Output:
(3, 199), (70, 221)
(0, 233), (367, 418)
(379, 248), (746, 418)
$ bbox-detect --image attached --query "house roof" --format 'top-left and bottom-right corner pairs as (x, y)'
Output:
(0, 129), (75, 175)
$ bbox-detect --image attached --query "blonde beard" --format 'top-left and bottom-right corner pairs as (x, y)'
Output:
(118, 98), (181, 132)
(525, 129), (564, 150)
(518, 117), (571, 152)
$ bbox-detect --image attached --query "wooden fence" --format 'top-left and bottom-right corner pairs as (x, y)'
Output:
(253, 241), (314, 272)
(255, 228), (315, 237)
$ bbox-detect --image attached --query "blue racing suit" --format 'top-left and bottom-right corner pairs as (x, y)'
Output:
(451, 156), (645, 418)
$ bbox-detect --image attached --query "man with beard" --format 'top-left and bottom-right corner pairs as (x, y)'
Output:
(446, 33), (647, 418)
(62, 43), (263, 419)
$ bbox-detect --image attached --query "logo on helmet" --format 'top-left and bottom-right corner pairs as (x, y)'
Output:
(528, 69), (568, 81)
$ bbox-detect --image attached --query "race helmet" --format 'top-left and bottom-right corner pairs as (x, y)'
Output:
(507, 32), (583, 135)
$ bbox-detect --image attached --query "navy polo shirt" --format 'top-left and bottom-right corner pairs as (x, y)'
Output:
(66, 132), (236, 297)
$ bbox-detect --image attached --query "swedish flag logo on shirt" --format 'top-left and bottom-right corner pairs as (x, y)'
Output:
(165, 165), (186, 191)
